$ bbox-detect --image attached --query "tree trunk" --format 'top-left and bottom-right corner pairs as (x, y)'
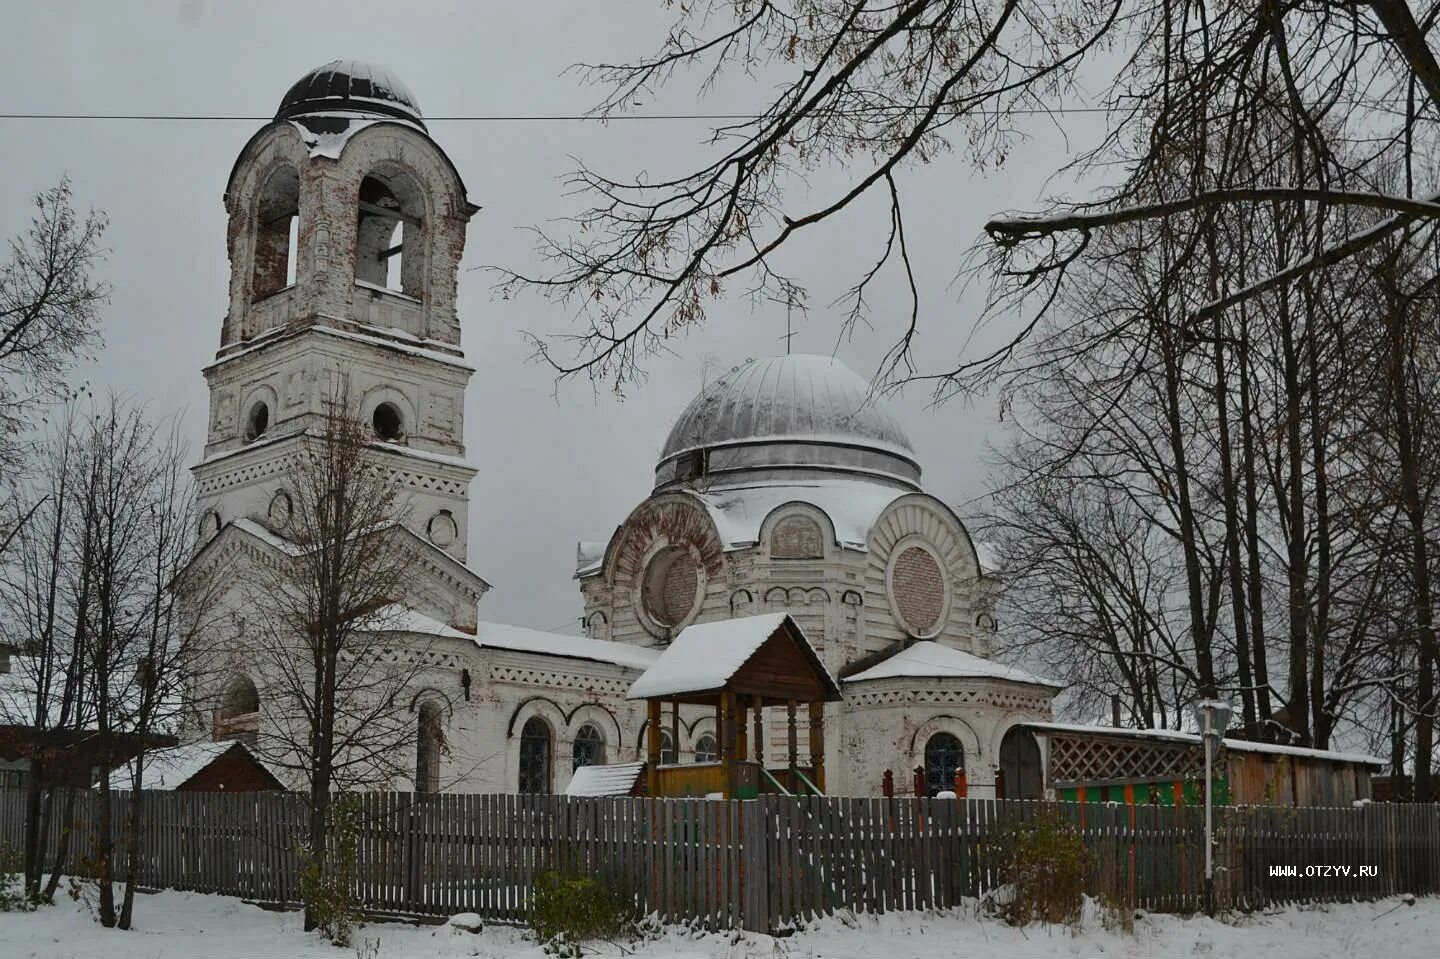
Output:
(1209, 239), (1256, 736)
(117, 758), (146, 929)
(1386, 293), (1437, 801)
(42, 786), (78, 901)
(96, 763), (115, 926)
(22, 751), (45, 897)
(1278, 284), (1312, 745)
(1237, 308), (1273, 728)
(1302, 281), (1334, 748)
(1157, 313), (1218, 700)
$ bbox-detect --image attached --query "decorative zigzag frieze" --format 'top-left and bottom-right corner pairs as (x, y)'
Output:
(490, 666), (628, 696)
(368, 646), (465, 670)
(847, 687), (1049, 712)
(198, 458), (468, 498)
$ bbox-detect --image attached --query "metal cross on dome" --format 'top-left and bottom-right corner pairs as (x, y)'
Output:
(779, 300), (797, 354)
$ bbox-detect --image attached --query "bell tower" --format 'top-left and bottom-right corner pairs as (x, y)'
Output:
(194, 60), (481, 561)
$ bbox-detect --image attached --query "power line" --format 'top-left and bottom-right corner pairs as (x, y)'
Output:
(0, 106), (1125, 123)
(0, 96), (1412, 124)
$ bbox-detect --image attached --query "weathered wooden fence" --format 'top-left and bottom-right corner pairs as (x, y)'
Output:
(2, 789), (1438, 930)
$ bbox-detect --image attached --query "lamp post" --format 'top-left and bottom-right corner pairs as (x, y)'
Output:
(1192, 699), (1233, 915)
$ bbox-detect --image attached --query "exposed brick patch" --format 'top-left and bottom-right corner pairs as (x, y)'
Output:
(893, 546), (944, 634)
(660, 549), (698, 623)
(771, 515), (823, 558)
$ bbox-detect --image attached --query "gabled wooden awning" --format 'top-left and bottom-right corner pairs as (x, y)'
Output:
(625, 612), (841, 708)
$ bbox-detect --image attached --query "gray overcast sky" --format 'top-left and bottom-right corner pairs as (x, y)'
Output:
(0, 1), (1085, 632)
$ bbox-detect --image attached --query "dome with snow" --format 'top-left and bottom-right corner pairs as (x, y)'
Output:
(275, 60), (425, 129)
(654, 354), (920, 491)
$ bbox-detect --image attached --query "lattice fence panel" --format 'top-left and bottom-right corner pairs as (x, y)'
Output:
(1049, 734), (1204, 785)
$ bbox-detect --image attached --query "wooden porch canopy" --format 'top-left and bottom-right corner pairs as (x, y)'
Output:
(626, 612), (842, 799)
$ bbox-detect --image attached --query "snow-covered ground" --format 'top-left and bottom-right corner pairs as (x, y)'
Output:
(7, 888), (1437, 958)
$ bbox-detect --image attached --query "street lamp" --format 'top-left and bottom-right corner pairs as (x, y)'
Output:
(1192, 699), (1233, 915)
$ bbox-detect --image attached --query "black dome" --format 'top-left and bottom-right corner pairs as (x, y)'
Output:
(275, 59), (425, 129)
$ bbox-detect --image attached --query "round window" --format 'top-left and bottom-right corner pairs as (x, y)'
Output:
(372, 402), (403, 440)
(892, 544), (946, 635)
(642, 546), (699, 628)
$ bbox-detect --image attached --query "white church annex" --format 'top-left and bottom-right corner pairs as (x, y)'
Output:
(185, 60), (1060, 799)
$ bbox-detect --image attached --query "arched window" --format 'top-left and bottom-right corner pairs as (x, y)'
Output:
(215, 675), (260, 744)
(584, 611), (608, 640)
(245, 401), (270, 442)
(572, 723), (605, 771)
(415, 702), (443, 794)
(693, 734), (718, 764)
(372, 401), (403, 440)
(659, 729), (675, 766)
(355, 172), (425, 298)
(519, 717), (552, 795)
(924, 733), (965, 797)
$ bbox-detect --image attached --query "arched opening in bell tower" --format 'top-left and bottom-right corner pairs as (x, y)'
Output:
(251, 165), (300, 302)
(356, 170), (426, 299)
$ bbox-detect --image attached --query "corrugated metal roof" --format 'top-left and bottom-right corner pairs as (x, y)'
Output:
(565, 762), (644, 797)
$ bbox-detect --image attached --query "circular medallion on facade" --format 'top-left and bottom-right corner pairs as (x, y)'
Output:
(427, 510), (459, 548)
(641, 546), (699, 628)
(267, 490), (293, 528)
(892, 544), (946, 636)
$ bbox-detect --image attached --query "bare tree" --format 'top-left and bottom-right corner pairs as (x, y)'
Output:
(500, 3), (1440, 389)
(237, 384), (433, 931)
(66, 398), (208, 927)
(0, 396), (216, 922)
(0, 178), (107, 488)
(0, 407), (91, 898)
(111, 417), (221, 930)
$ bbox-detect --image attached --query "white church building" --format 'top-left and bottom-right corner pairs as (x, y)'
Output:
(186, 60), (1060, 799)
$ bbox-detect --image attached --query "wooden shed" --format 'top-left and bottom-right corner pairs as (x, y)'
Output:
(626, 612), (842, 799)
(1019, 722), (1383, 807)
(144, 741), (285, 792)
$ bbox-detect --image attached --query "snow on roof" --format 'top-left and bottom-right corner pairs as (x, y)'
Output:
(691, 481), (905, 552)
(206, 324), (473, 375)
(142, 741), (278, 790)
(1024, 722), (1386, 767)
(230, 516), (303, 555)
(309, 325), (475, 371)
(382, 607), (660, 671)
(575, 541), (608, 577)
(368, 440), (475, 473)
(576, 481), (994, 576)
(843, 641), (1063, 688)
(218, 518), (489, 593)
(565, 762), (645, 797)
(285, 114), (407, 160)
(626, 612), (834, 700)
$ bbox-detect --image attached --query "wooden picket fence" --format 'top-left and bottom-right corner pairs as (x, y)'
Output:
(2, 788), (1438, 930)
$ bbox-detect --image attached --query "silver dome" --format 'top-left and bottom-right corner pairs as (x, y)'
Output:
(655, 354), (920, 491)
